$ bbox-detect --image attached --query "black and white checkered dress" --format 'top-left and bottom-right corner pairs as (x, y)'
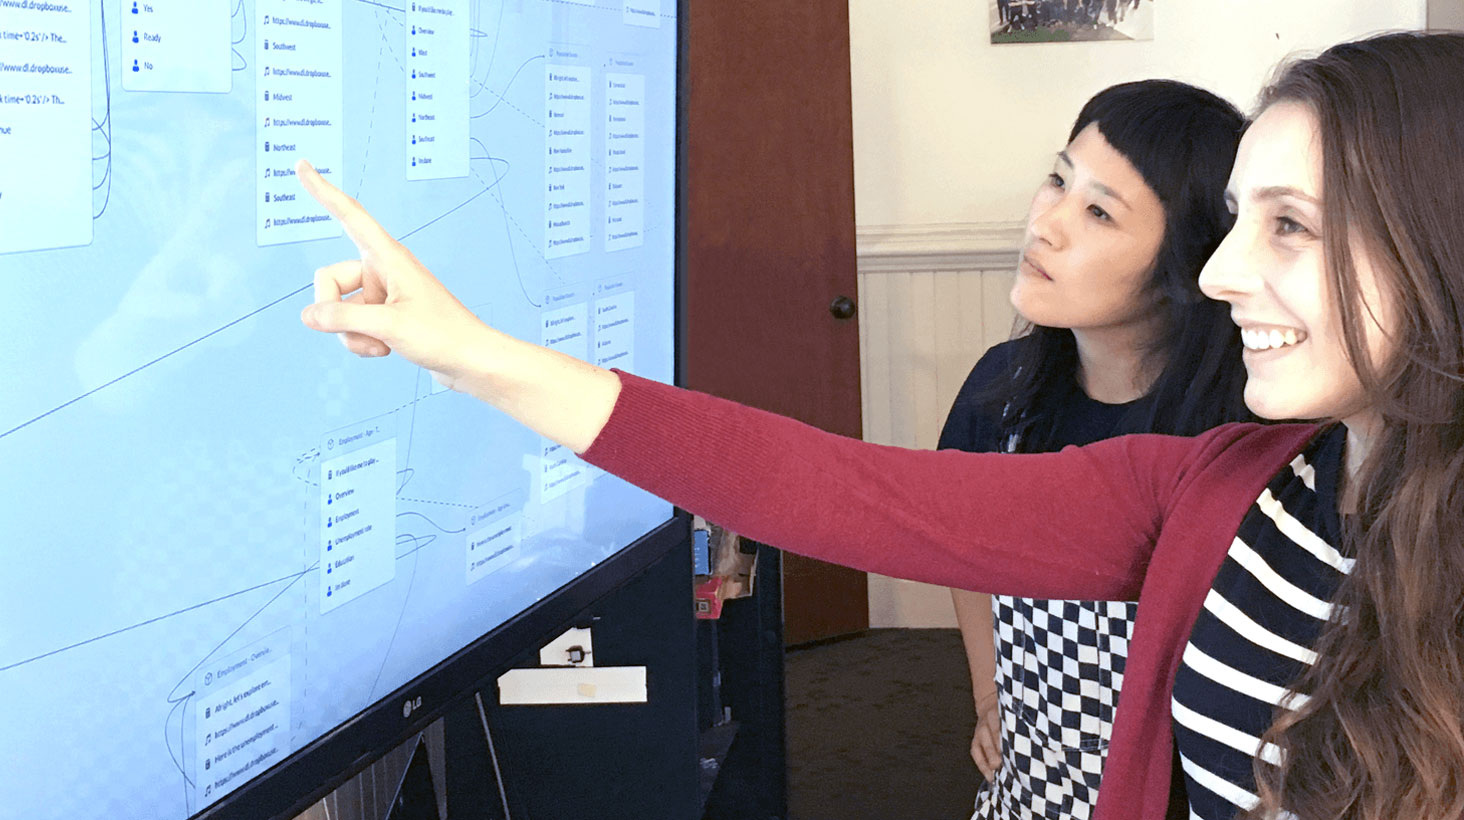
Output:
(974, 596), (1136, 819)
(939, 341), (1152, 820)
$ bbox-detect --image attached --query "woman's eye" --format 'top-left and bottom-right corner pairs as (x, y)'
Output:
(1088, 205), (1111, 222)
(1275, 216), (1310, 236)
(1047, 173), (1065, 189)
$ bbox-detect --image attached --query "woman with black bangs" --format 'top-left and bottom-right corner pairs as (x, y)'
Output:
(941, 79), (1251, 820)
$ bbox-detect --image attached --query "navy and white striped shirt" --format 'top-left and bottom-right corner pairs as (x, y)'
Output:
(1171, 425), (1349, 819)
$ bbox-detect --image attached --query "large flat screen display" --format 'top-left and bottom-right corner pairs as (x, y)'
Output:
(0, 1), (677, 817)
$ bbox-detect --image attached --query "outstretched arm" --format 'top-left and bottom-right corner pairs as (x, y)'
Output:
(295, 160), (1192, 599)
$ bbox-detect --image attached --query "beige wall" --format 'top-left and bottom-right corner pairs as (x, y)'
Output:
(1430, 0), (1464, 30)
(857, 234), (1021, 629)
(849, 0), (1427, 229)
(849, 0), (1428, 627)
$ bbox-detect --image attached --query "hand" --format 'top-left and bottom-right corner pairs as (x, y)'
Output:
(971, 693), (1003, 781)
(295, 159), (492, 389)
(294, 158), (622, 454)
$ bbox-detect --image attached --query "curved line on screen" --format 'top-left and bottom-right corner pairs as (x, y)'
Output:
(489, 180), (545, 308)
(93, 1), (114, 218)
(396, 510), (467, 535)
(368, 534), (425, 699)
(231, 0), (247, 46)
(165, 697), (195, 791)
(469, 0), (506, 97)
(470, 54), (545, 122)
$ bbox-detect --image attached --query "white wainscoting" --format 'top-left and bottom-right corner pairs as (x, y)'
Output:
(856, 223), (1023, 628)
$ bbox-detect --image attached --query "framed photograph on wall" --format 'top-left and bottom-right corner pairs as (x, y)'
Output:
(990, 0), (1155, 43)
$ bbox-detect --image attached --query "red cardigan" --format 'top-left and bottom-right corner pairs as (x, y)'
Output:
(582, 372), (1321, 820)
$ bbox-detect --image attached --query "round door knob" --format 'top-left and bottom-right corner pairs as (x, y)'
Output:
(829, 295), (857, 320)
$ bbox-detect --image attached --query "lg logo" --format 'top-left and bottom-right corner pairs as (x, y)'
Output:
(402, 695), (423, 719)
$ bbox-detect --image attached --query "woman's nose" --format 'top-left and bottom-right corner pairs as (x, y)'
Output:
(1198, 222), (1257, 302)
(1028, 195), (1068, 250)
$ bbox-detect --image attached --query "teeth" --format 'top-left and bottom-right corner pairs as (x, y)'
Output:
(1241, 327), (1305, 351)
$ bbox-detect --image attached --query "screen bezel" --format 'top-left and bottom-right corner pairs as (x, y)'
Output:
(195, 1), (688, 815)
(200, 515), (690, 820)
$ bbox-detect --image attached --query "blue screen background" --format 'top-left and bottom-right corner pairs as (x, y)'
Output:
(0, 2), (676, 817)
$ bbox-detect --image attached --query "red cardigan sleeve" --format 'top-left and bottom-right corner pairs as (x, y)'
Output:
(581, 372), (1243, 601)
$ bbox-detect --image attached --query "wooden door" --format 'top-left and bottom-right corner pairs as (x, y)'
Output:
(681, 0), (868, 646)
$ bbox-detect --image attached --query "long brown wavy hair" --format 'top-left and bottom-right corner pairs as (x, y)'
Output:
(1242, 32), (1464, 820)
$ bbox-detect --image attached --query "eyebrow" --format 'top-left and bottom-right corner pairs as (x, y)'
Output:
(1056, 150), (1131, 209)
(1226, 185), (1322, 207)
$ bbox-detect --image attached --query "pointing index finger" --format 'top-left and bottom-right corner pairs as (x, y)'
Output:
(296, 159), (393, 255)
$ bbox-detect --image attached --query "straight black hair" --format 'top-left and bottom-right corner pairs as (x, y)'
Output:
(982, 80), (1254, 449)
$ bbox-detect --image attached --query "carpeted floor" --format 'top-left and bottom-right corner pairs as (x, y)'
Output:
(785, 628), (982, 820)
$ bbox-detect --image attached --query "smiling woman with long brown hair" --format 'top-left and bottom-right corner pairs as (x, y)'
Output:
(290, 31), (1464, 820)
(1225, 36), (1464, 820)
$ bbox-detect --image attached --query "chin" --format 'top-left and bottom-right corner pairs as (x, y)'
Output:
(1243, 384), (1297, 421)
(1243, 385), (1332, 422)
(1245, 403), (1297, 422)
(1009, 296), (1058, 329)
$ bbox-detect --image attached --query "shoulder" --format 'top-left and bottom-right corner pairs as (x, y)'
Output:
(959, 338), (1026, 396)
(1109, 422), (1319, 470)
(1060, 421), (1318, 503)
(948, 337), (1029, 413)
(1115, 422), (1322, 511)
(1187, 421), (1319, 462)
(939, 338), (1027, 452)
